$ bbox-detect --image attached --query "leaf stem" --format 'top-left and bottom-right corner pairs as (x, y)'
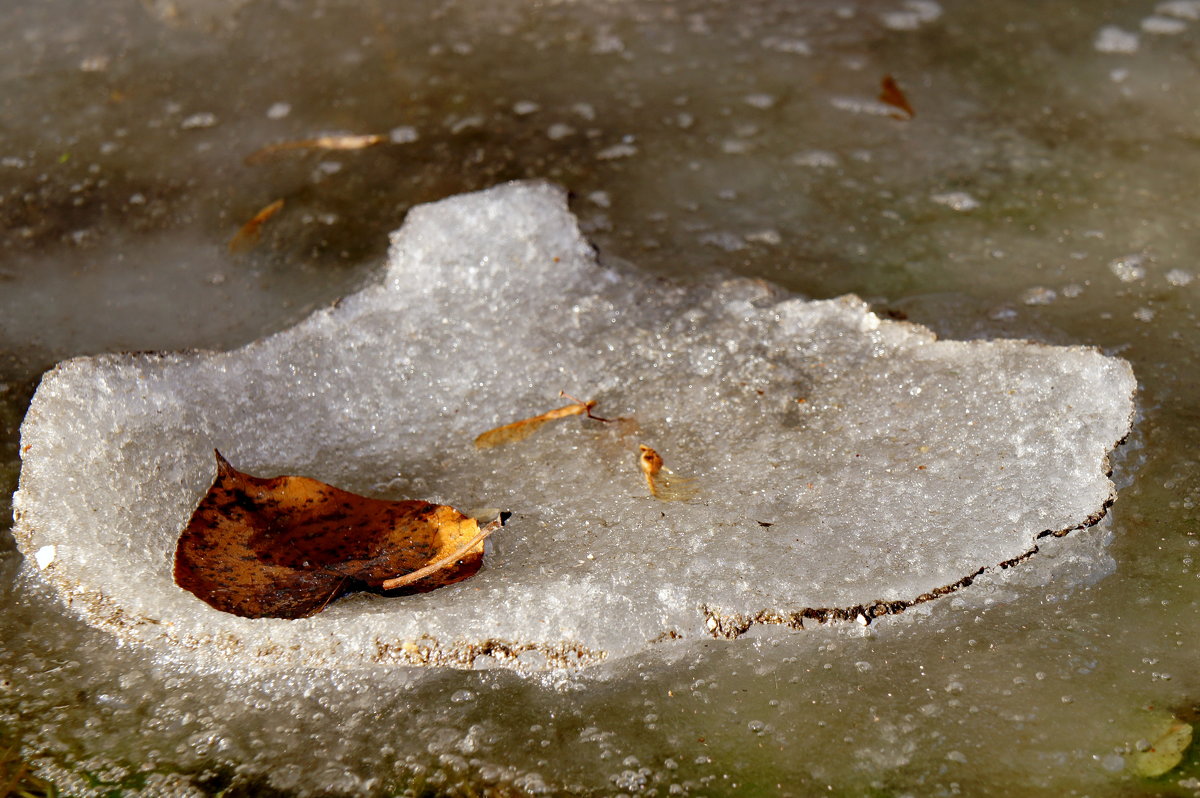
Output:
(381, 518), (503, 590)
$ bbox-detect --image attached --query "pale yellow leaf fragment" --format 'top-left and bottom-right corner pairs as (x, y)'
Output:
(638, 444), (696, 501)
(1132, 719), (1193, 778)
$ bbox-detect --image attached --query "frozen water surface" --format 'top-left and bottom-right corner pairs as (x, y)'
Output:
(12, 182), (1135, 670)
(2, 0), (1199, 795)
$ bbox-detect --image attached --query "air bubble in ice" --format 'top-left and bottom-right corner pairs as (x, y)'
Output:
(743, 93), (777, 109)
(831, 96), (896, 117)
(596, 143), (638, 160)
(389, 126), (419, 144)
(1109, 254), (1146, 283)
(1165, 268), (1194, 287)
(180, 112), (218, 130)
(447, 115), (484, 134)
(745, 229), (782, 246)
(1021, 287), (1057, 305)
(930, 192), (980, 212)
(1157, 0), (1200, 19)
(761, 37), (812, 55)
(792, 151), (838, 170)
(80, 56), (110, 72)
(880, 0), (943, 30)
(1094, 26), (1139, 54)
(1142, 15), (1188, 33)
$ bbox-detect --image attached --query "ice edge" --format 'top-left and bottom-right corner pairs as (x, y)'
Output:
(700, 381), (1137, 641)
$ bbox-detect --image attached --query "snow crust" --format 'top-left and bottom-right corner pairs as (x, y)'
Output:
(12, 181), (1136, 671)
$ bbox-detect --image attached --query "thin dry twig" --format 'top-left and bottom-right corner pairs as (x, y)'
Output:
(244, 134), (386, 165)
(474, 392), (609, 449)
(228, 198), (284, 253)
(0, 745), (53, 798)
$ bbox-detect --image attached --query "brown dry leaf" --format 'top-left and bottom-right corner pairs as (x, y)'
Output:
(474, 392), (609, 449)
(244, 134), (386, 165)
(174, 451), (500, 619)
(228, 198), (284, 253)
(637, 444), (696, 501)
(879, 74), (915, 120)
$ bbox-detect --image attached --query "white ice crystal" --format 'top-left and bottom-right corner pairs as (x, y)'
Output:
(12, 182), (1136, 671)
(1095, 25), (1140, 54)
(931, 191), (981, 212)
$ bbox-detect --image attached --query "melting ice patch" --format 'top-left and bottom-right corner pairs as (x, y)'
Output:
(12, 182), (1135, 671)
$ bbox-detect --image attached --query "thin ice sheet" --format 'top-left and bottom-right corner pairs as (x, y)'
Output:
(12, 181), (1136, 670)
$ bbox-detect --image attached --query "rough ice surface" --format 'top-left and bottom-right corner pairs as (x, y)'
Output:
(13, 182), (1135, 672)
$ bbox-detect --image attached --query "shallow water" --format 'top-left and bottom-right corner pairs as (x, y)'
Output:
(2, 0), (1198, 795)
